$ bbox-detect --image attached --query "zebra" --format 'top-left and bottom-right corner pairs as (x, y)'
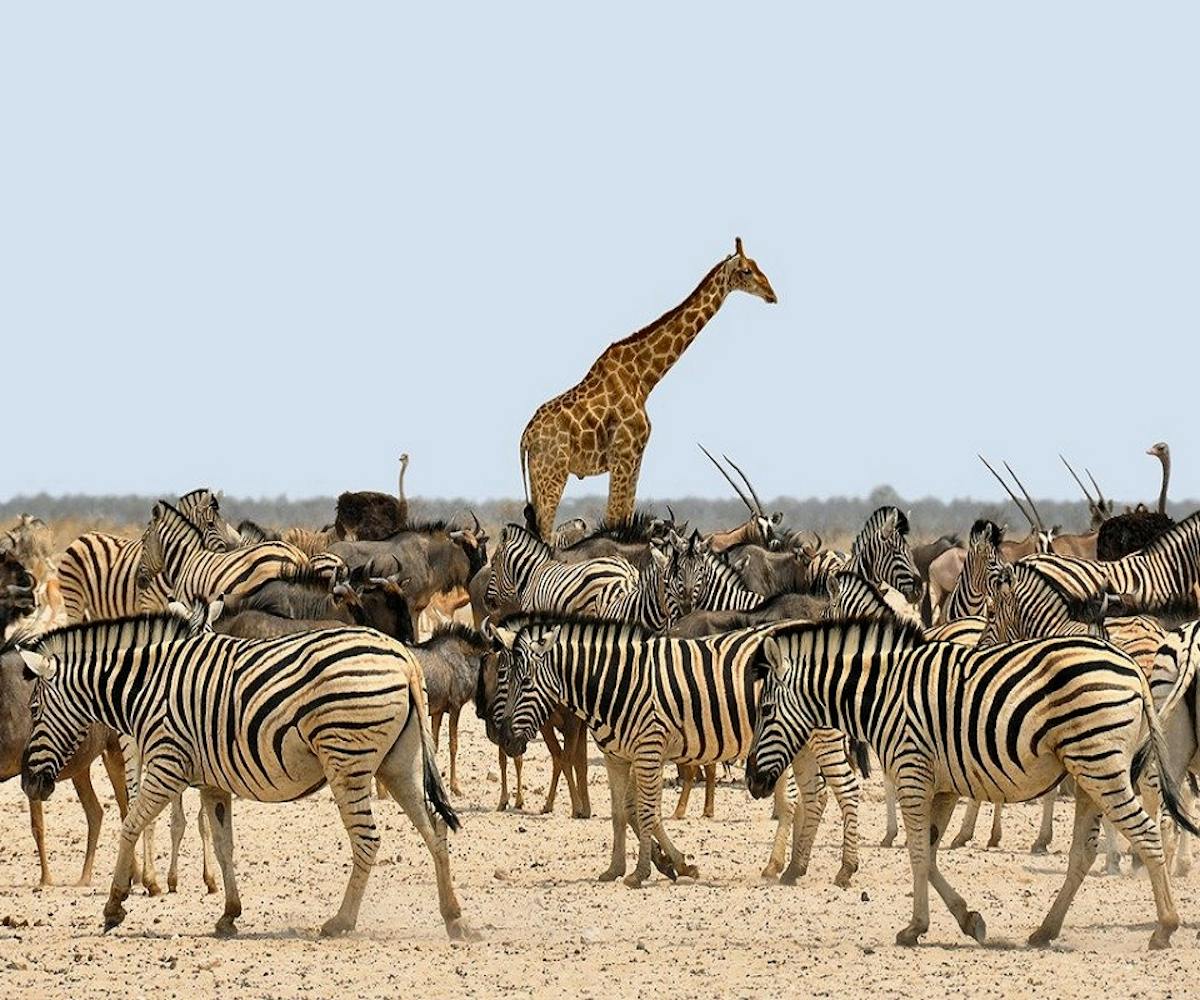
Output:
(962, 561), (1177, 862)
(58, 489), (238, 623)
(486, 523), (638, 618)
(744, 617), (1198, 949)
(490, 615), (862, 888)
(600, 542), (677, 631)
(138, 500), (312, 608)
(12, 606), (475, 940)
(848, 506), (922, 604)
(943, 519), (1004, 622)
(1022, 509), (1200, 614)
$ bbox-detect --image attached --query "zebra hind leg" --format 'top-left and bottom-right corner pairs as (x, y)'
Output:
(199, 788), (241, 937)
(926, 793), (986, 943)
(1031, 785), (1058, 854)
(1028, 786), (1102, 947)
(598, 756), (631, 881)
(319, 765), (382, 937)
(167, 794), (186, 892)
(881, 776), (899, 848)
(376, 717), (477, 941)
(895, 766), (936, 946)
(986, 803), (1004, 849)
(626, 754), (694, 887)
(948, 800), (981, 849)
(816, 740), (861, 887)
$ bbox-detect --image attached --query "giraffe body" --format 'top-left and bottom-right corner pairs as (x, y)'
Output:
(520, 239), (777, 538)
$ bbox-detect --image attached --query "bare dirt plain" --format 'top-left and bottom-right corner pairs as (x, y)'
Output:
(1, 721), (1197, 1000)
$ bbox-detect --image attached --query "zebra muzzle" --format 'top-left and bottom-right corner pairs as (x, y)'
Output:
(744, 757), (776, 800)
(21, 766), (56, 802)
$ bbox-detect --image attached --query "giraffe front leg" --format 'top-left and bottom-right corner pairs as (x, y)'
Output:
(604, 421), (648, 527)
(526, 443), (570, 541)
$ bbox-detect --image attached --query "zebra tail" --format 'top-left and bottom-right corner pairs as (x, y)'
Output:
(1131, 686), (1200, 838)
(1149, 628), (1199, 722)
(406, 667), (461, 833)
(850, 738), (871, 779)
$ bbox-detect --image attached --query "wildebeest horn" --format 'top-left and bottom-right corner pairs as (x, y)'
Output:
(978, 455), (1036, 532)
(470, 510), (481, 535)
(1002, 461), (1046, 534)
(698, 443), (756, 515)
(1059, 454), (1096, 506)
(722, 452), (767, 518)
(6, 584), (33, 596)
(666, 505), (677, 524)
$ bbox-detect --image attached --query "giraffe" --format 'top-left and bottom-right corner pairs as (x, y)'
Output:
(519, 238), (777, 538)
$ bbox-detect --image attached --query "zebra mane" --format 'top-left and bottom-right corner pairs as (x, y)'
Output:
(855, 506), (909, 548)
(178, 487), (219, 510)
(702, 546), (754, 591)
(970, 518), (1003, 548)
(503, 611), (659, 644)
(3, 608), (200, 660)
(419, 622), (490, 653)
(768, 615), (927, 650)
(561, 511), (661, 547)
(502, 522), (552, 555)
(1011, 563), (1113, 622)
(154, 499), (203, 541)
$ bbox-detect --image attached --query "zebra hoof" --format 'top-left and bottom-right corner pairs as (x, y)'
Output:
(495, 800), (508, 813)
(879, 835), (896, 848)
(215, 917), (238, 938)
(572, 808), (592, 820)
(895, 923), (925, 947)
(677, 863), (700, 880)
(144, 881), (163, 898)
(1030, 841), (1050, 856)
(622, 872), (647, 889)
(447, 918), (482, 942)
(947, 837), (970, 850)
(986, 837), (1002, 849)
(320, 915), (354, 937)
(205, 878), (219, 895)
(760, 862), (782, 880)
(166, 876), (178, 893)
(1027, 926), (1055, 947)
(780, 868), (803, 886)
(833, 864), (856, 888)
(1148, 931), (1173, 950)
(964, 912), (986, 943)
(103, 905), (126, 932)
(513, 796), (525, 810)
(597, 866), (623, 883)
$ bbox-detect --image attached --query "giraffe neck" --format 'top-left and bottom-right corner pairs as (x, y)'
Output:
(594, 259), (732, 400)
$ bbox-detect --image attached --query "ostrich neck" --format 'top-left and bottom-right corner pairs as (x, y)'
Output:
(1158, 453), (1170, 515)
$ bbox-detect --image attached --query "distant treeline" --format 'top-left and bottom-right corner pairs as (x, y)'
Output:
(4, 488), (1196, 542)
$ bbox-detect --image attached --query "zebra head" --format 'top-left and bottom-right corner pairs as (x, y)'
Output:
(964, 520), (1004, 595)
(497, 624), (564, 758)
(745, 635), (814, 799)
(664, 534), (705, 620)
(17, 644), (85, 802)
(978, 564), (1019, 648)
(486, 525), (543, 609)
(177, 488), (242, 552)
(850, 507), (922, 605)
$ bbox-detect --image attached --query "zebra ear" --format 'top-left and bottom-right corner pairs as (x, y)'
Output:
(529, 627), (562, 656)
(19, 648), (51, 680)
(492, 625), (518, 651)
(206, 598), (225, 625)
(762, 637), (786, 675)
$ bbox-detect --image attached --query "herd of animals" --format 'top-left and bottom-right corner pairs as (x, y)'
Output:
(1, 239), (1199, 953)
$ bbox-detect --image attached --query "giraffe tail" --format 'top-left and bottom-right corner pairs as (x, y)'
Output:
(519, 438), (530, 505)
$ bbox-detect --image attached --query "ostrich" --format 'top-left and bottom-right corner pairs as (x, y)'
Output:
(1096, 442), (1175, 560)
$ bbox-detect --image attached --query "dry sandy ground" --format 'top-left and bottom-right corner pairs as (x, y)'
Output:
(1, 721), (1197, 1000)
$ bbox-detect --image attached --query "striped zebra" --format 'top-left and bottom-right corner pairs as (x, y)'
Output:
(600, 544), (677, 631)
(943, 519), (1003, 621)
(58, 489), (238, 623)
(12, 607), (475, 940)
(138, 501), (312, 608)
(487, 523), (638, 618)
(745, 618), (1198, 949)
(848, 506), (922, 603)
(1022, 509), (1200, 613)
(490, 616), (862, 888)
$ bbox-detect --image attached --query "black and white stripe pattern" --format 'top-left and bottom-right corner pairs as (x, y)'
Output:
(14, 608), (473, 940)
(492, 616), (861, 888)
(944, 519), (1003, 622)
(745, 618), (1197, 949)
(138, 501), (311, 608)
(848, 506), (922, 603)
(486, 524), (638, 618)
(58, 490), (237, 622)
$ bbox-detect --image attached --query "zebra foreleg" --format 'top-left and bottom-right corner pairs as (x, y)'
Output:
(815, 740), (861, 887)
(672, 764), (695, 819)
(926, 793), (987, 942)
(28, 798), (51, 887)
(763, 773), (795, 878)
(167, 795), (186, 892)
(780, 750), (825, 885)
(598, 755), (631, 882)
(987, 802), (1004, 848)
(199, 788), (241, 937)
(895, 766), (935, 946)
(626, 753), (693, 887)
(104, 771), (184, 931)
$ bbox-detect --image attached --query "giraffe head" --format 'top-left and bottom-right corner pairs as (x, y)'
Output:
(725, 237), (777, 303)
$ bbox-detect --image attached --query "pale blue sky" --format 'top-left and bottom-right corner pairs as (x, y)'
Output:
(3, 4), (1196, 505)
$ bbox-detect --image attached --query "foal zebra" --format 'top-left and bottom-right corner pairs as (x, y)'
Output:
(487, 523), (638, 618)
(138, 501), (312, 608)
(745, 618), (1197, 949)
(58, 489), (238, 623)
(14, 608), (474, 940)
(492, 616), (862, 888)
